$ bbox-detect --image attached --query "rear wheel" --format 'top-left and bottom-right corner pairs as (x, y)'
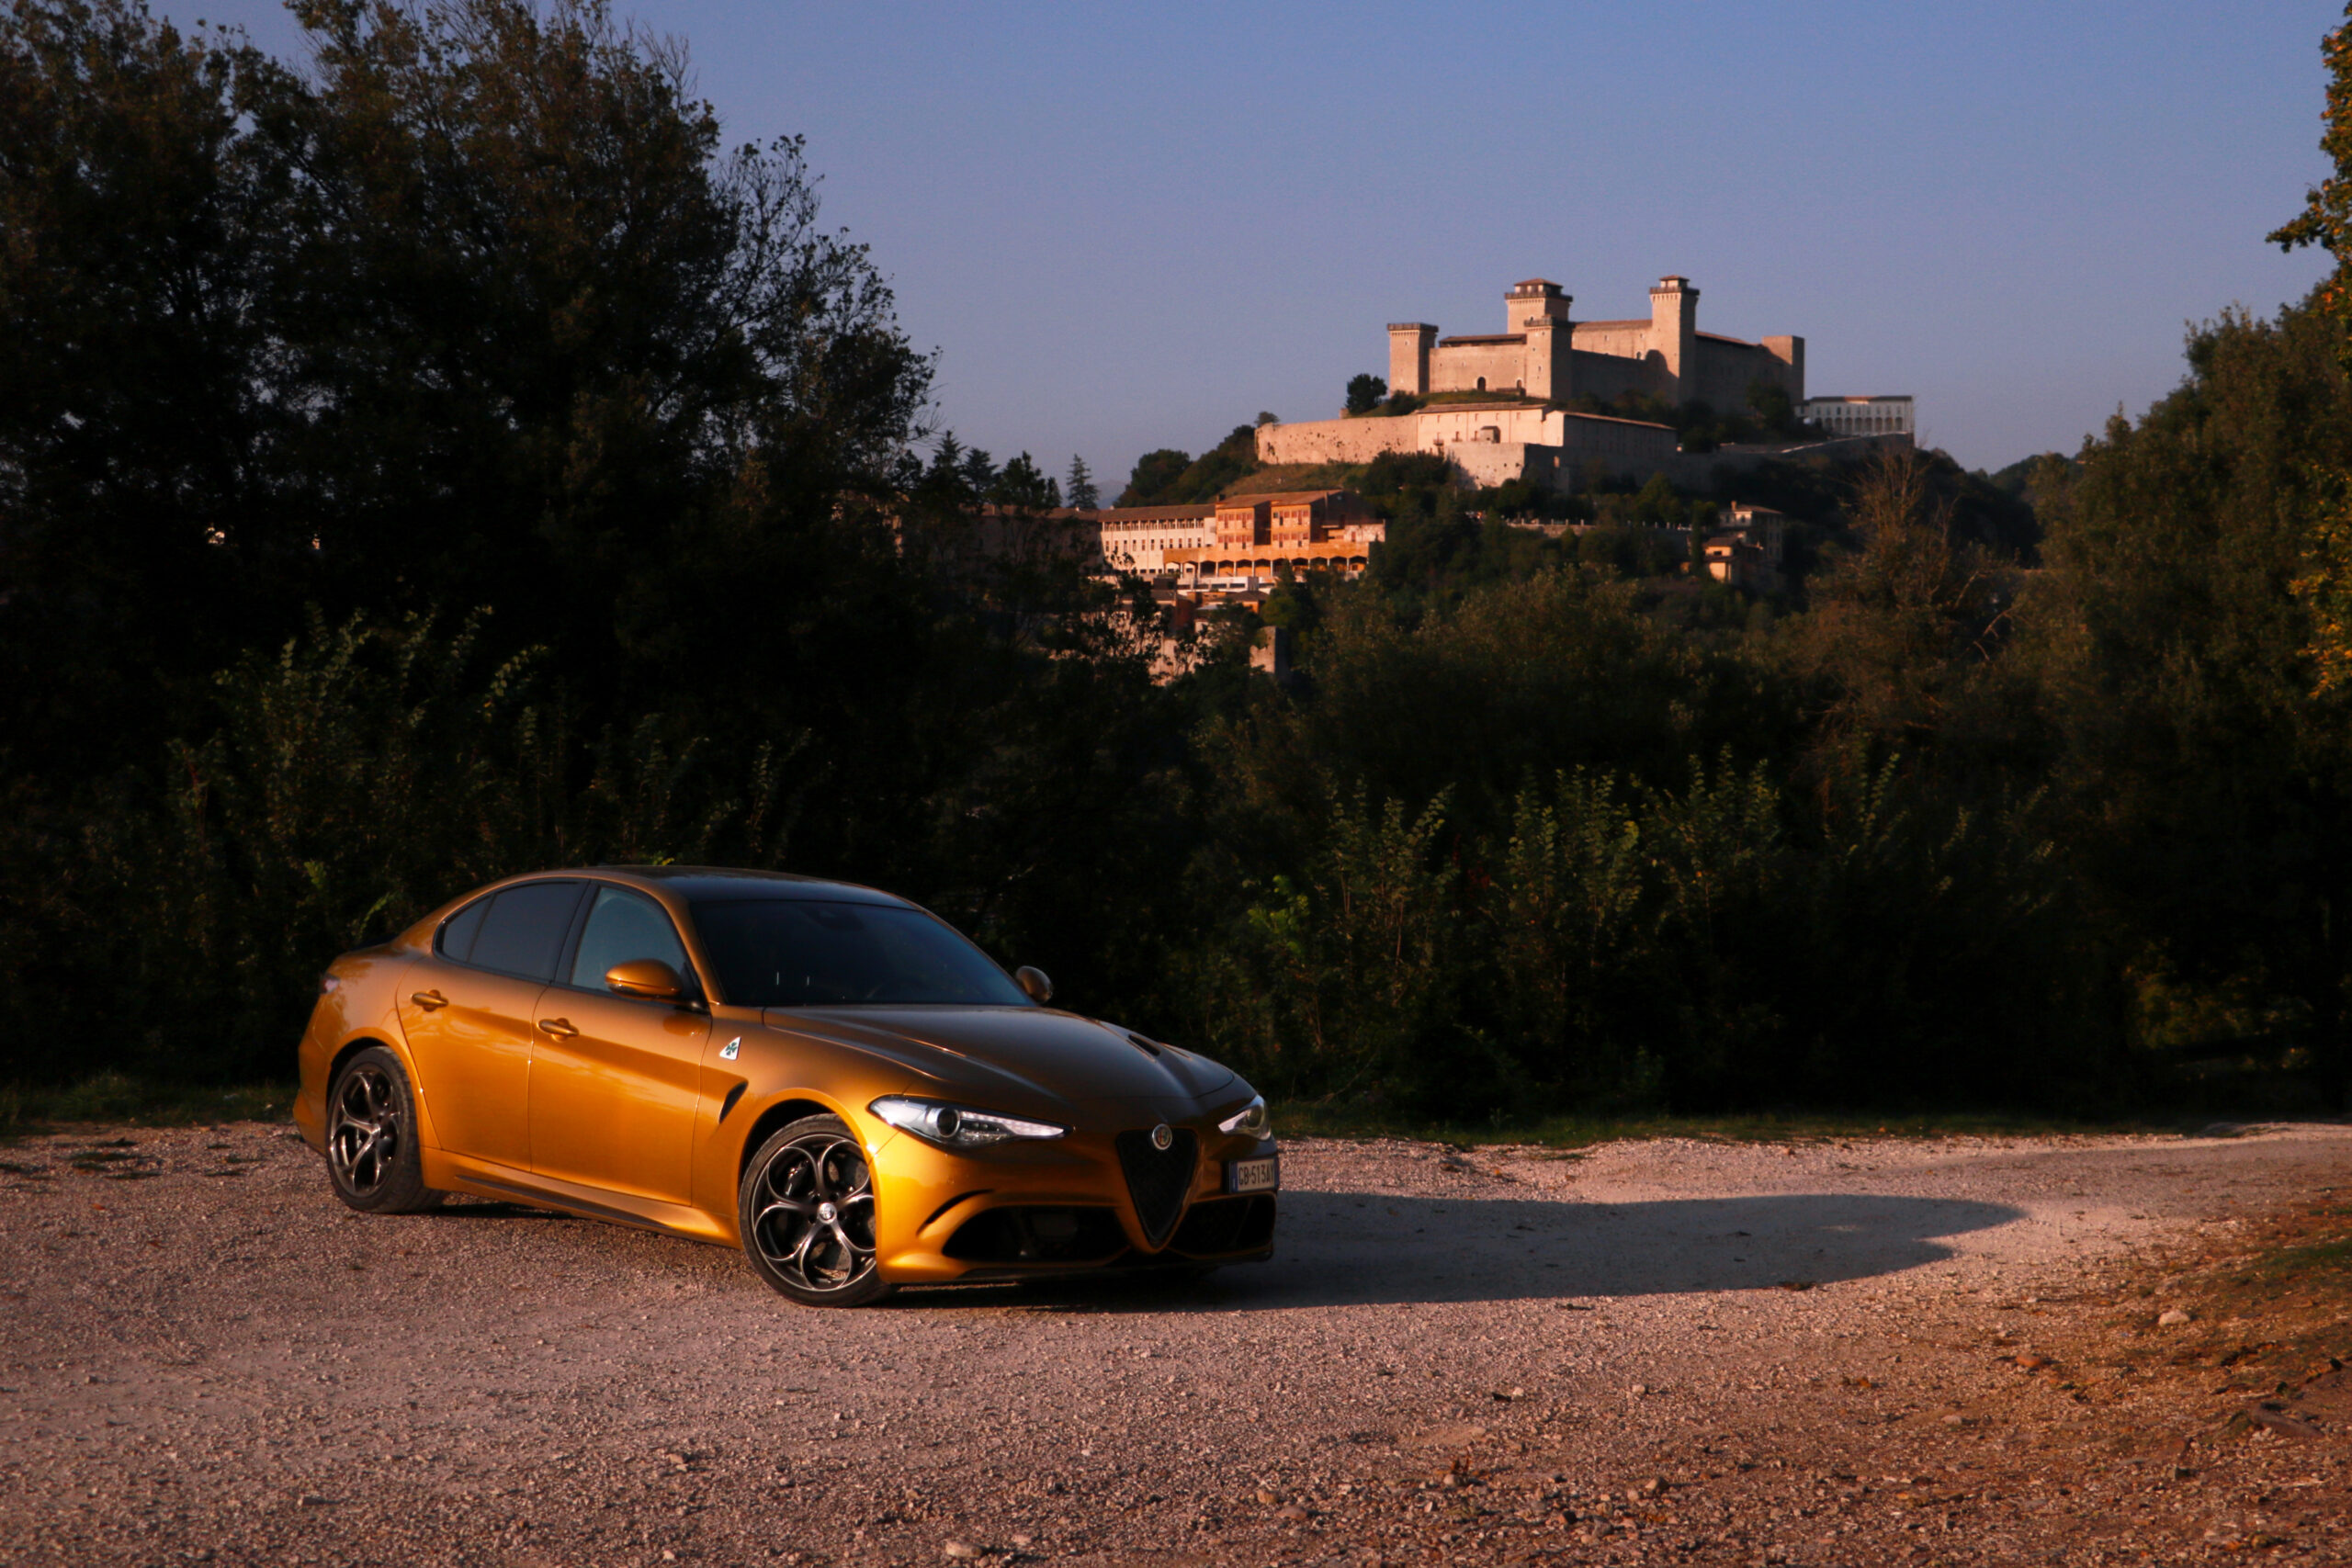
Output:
(324, 1046), (442, 1214)
(739, 1115), (893, 1307)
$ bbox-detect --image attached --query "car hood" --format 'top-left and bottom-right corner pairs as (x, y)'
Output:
(758, 1004), (1236, 1112)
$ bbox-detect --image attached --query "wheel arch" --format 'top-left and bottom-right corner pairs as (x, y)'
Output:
(326, 1031), (406, 1093)
(734, 1093), (856, 1187)
(323, 1032), (444, 1150)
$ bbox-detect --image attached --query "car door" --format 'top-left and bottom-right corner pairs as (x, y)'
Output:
(527, 884), (710, 1205)
(394, 879), (585, 1170)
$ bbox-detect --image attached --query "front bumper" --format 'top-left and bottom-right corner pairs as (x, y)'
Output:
(868, 1113), (1279, 1283)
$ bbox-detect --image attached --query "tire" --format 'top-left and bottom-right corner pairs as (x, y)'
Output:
(323, 1045), (443, 1215)
(739, 1114), (894, 1307)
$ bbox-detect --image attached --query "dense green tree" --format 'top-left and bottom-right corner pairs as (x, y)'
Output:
(1117, 446), (1192, 505)
(1344, 373), (1386, 415)
(2015, 294), (2352, 1104)
(0, 0), (933, 774)
(1747, 379), (1798, 435)
(0, 0), (1202, 1084)
(1063, 454), (1100, 511)
(2271, 3), (2352, 696)
(991, 451), (1058, 509)
(1777, 448), (2014, 755)
(0, 1), (291, 775)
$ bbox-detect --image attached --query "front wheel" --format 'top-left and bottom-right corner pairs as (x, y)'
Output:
(739, 1115), (893, 1307)
(323, 1046), (443, 1214)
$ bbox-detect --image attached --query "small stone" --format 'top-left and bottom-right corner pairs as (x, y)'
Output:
(1255, 1489), (1278, 1506)
(1630, 1382), (1648, 1396)
(942, 1543), (979, 1562)
(1275, 1504), (1310, 1522)
(1639, 1477), (1663, 1495)
(661, 1554), (675, 1564)
(1942, 1414), (1966, 1426)
(2159, 1308), (2193, 1327)
(1009, 1535), (1033, 1549)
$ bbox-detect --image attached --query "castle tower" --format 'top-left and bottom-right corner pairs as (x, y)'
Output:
(1505, 278), (1572, 333)
(1761, 335), (1805, 403)
(1509, 279), (1573, 402)
(1387, 322), (1436, 397)
(1648, 275), (1698, 400)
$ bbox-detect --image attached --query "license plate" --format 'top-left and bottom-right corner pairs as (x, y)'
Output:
(1225, 1155), (1280, 1194)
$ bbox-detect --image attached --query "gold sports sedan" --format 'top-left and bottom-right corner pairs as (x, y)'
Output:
(292, 867), (1278, 1305)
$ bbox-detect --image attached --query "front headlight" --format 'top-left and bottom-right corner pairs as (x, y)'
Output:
(870, 1095), (1068, 1149)
(1217, 1095), (1271, 1140)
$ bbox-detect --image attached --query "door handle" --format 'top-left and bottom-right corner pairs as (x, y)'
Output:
(537, 1018), (579, 1038)
(410, 990), (447, 1011)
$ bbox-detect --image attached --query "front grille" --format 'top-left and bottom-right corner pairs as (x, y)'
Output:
(1114, 1127), (1198, 1248)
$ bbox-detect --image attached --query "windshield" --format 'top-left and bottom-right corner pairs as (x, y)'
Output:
(690, 899), (1033, 1009)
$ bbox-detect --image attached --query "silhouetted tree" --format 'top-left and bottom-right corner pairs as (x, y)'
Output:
(1064, 455), (1100, 511)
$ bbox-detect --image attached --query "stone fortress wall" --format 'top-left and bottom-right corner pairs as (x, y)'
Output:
(1256, 401), (1682, 487)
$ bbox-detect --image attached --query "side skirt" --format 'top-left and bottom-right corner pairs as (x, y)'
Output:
(433, 1159), (735, 1248)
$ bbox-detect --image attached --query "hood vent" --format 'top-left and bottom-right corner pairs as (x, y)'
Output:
(1114, 1128), (1197, 1248)
(1125, 1032), (1162, 1057)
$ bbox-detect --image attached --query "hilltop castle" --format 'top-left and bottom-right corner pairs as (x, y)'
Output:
(1257, 273), (1876, 490)
(1388, 275), (1804, 410)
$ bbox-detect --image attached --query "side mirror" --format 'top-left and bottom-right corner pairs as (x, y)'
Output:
(1014, 965), (1054, 1005)
(606, 958), (688, 1003)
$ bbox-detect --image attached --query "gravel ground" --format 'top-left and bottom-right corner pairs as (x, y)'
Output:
(3, 1121), (2348, 1566)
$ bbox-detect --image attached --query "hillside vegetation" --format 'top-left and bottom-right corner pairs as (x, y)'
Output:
(6, 0), (2352, 1121)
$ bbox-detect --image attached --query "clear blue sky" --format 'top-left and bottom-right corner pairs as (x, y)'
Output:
(181, 1), (2343, 484)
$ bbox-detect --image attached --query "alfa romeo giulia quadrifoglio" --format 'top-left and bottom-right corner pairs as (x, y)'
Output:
(292, 867), (1279, 1304)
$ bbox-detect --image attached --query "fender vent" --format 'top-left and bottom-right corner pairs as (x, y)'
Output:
(1114, 1127), (1197, 1248)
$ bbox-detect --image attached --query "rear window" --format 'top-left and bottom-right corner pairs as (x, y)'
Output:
(436, 897), (490, 961)
(690, 899), (1030, 1009)
(454, 881), (582, 982)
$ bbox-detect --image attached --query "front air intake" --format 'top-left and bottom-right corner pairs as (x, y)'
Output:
(1114, 1127), (1198, 1248)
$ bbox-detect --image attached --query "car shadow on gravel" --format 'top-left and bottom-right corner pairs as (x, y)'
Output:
(984, 1191), (2025, 1313)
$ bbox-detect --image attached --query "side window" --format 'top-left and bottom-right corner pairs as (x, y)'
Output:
(437, 896), (490, 963)
(571, 886), (692, 992)
(465, 881), (584, 981)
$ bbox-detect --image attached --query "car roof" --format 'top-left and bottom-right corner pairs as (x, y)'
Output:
(566, 866), (916, 908)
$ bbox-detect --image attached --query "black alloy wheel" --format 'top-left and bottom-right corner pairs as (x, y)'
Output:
(739, 1115), (892, 1307)
(323, 1046), (442, 1214)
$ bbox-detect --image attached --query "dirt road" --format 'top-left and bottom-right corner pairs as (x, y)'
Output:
(5, 1122), (2348, 1565)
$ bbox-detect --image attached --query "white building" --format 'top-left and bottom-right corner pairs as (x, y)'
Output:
(1097, 504), (1216, 576)
(1800, 395), (1914, 439)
